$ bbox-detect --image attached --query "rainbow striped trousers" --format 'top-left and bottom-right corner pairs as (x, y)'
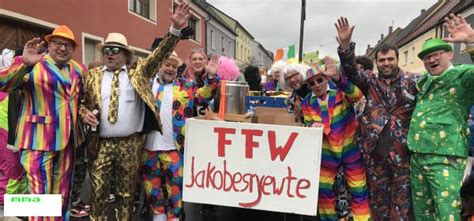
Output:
(20, 143), (74, 221)
(318, 138), (370, 221)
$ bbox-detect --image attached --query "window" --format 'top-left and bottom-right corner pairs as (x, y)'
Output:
(221, 37), (225, 55)
(83, 37), (102, 67)
(403, 50), (408, 65)
(411, 47), (415, 63)
(240, 45), (243, 59)
(129, 0), (156, 22)
(187, 16), (201, 42)
(211, 30), (215, 49)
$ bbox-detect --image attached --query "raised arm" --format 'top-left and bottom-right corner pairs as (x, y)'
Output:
(443, 14), (474, 87)
(141, 3), (191, 79)
(443, 13), (474, 61)
(195, 56), (220, 105)
(335, 17), (370, 94)
(0, 38), (44, 91)
(323, 56), (362, 104)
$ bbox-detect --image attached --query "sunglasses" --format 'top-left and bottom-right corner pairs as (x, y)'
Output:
(102, 47), (121, 55)
(308, 78), (325, 87)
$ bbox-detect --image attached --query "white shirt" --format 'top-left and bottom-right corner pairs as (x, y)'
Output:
(311, 86), (332, 103)
(260, 75), (267, 85)
(99, 65), (145, 137)
(144, 79), (176, 151)
(0, 48), (14, 70)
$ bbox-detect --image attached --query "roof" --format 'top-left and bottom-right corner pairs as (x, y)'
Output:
(205, 1), (255, 39)
(367, 27), (402, 59)
(191, 0), (237, 36)
(255, 40), (274, 60)
(368, 0), (466, 59)
(396, 0), (459, 47)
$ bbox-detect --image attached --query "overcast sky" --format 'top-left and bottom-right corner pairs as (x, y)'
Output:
(207, 0), (438, 58)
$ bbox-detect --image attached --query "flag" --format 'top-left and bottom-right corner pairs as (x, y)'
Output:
(274, 45), (296, 62)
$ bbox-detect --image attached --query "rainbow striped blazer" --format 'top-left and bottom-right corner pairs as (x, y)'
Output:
(0, 55), (86, 151)
(301, 77), (362, 144)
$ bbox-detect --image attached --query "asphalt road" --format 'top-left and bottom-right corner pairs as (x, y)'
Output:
(1, 173), (317, 221)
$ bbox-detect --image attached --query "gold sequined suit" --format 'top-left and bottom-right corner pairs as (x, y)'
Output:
(79, 31), (179, 221)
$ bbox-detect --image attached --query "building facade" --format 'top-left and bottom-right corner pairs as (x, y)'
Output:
(192, 0), (236, 58)
(0, 0), (207, 66)
(251, 40), (273, 69)
(369, 0), (472, 74)
(208, 4), (254, 68)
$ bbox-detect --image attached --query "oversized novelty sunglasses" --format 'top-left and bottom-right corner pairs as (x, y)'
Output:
(308, 78), (325, 87)
(102, 47), (121, 55)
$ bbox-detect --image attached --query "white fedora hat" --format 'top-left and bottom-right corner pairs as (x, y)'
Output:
(97, 33), (132, 54)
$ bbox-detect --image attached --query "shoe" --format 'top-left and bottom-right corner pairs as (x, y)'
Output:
(107, 193), (116, 203)
(72, 200), (91, 212)
(70, 207), (90, 218)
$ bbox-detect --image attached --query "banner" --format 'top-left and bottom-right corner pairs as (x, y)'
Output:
(302, 50), (319, 63)
(183, 119), (323, 215)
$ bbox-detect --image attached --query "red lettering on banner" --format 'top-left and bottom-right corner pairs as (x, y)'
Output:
(241, 129), (263, 159)
(268, 131), (299, 161)
(296, 179), (311, 198)
(214, 127), (236, 157)
(185, 158), (311, 208)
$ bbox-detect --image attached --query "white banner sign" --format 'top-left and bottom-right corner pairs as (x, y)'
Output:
(183, 119), (323, 216)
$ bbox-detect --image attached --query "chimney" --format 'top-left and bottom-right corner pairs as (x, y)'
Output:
(421, 9), (426, 14)
(381, 34), (384, 40)
(366, 48), (373, 56)
(389, 26), (393, 34)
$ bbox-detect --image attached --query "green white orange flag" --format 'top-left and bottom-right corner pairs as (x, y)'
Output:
(274, 45), (296, 62)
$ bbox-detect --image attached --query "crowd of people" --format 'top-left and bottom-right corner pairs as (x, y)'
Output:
(0, 3), (473, 221)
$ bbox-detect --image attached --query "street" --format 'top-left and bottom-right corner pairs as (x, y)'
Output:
(1, 173), (317, 221)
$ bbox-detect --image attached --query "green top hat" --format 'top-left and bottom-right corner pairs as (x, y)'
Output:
(418, 38), (452, 59)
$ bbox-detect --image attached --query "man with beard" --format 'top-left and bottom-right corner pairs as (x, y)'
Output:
(407, 14), (474, 221)
(336, 17), (419, 220)
(141, 51), (219, 221)
(80, 3), (191, 220)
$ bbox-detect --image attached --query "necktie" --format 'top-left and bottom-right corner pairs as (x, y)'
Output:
(321, 99), (331, 135)
(108, 69), (120, 123)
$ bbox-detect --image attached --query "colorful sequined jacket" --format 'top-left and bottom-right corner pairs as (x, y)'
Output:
(0, 55), (86, 151)
(301, 77), (362, 147)
(339, 43), (420, 161)
(153, 76), (219, 151)
(408, 64), (474, 158)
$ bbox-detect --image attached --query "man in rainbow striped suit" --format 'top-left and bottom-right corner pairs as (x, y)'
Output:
(301, 62), (370, 221)
(0, 25), (86, 220)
